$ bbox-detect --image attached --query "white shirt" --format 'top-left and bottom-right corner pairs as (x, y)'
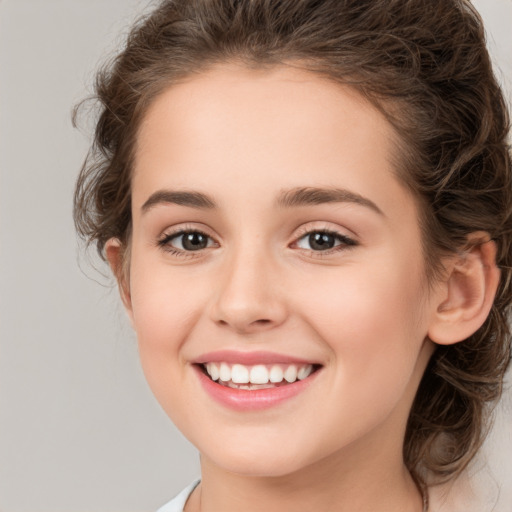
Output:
(156, 480), (200, 512)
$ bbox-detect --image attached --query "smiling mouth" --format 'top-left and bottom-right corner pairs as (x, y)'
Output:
(199, 362), (321, 390)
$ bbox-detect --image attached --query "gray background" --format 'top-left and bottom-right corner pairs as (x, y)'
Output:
(0, 1), (510, 511)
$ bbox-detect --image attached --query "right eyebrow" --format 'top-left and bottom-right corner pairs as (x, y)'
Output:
(141, 190), (217, 213)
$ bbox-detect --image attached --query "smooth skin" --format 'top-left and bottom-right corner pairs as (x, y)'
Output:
(107, 64), (499, 512)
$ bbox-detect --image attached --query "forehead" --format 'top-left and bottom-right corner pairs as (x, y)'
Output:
(133, 64), (413, 222)
(136, 64), (391, 164)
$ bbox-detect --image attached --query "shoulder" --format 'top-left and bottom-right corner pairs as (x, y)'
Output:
(156, 480), (201, 512)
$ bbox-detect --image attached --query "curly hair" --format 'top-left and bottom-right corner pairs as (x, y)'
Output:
(74, 0), (512, 483)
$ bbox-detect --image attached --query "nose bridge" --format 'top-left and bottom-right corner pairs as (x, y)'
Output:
(210, 238), (286, 333)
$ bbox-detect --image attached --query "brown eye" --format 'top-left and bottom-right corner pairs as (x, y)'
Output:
(160, 230), (215, 252)
(308, 232), (336, 250)
(180, 232), (210, 251)
(295, 230), (356, 252)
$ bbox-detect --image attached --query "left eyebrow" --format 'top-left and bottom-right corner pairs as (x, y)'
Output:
(275, 186), (383, 215)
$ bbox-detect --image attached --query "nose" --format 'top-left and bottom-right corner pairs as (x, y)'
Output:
(209, 247), (288, 335)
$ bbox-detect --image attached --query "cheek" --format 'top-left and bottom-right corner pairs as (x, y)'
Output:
(126, 252), (210, 400)
(298, 252), (426, 337)
(295, 251), (429, 396)
(129, 253), (206, 347)
(128, 267), (208, 430)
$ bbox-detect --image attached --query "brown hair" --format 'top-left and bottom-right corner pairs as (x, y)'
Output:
(74, 0), (512, 482)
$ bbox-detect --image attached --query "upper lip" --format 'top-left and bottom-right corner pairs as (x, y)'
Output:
(192, 350), (321, 366)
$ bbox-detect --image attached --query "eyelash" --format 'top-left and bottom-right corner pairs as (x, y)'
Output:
(156, 227), (358, 259)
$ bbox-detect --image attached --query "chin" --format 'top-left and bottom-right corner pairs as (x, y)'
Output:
(202, 441), (321, 478)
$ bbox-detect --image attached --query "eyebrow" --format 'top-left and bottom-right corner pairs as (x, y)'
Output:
(142, 190), (216, 212)
(276, 186), (383, 215)
(141, 186), (383, 215)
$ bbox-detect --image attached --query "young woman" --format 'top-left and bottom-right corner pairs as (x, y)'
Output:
(74, 1), (512, 510)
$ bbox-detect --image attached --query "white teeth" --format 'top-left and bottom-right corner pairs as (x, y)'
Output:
(231, 364), (249, 384)
(206, 363), (220, 381)
(249, 365), (269, 384)
(284, 365), (298, 383)
(298, 365), (313, 380)
(219, 362), (231, 382)
(204, 362), (315, 386)
(269, 365), (284, 383)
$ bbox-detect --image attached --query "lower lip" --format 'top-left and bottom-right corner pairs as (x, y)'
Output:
(194, 365), (319, 411)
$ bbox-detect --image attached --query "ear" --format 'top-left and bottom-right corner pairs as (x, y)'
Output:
(428, 234), (500, 345)
(105, 238), (134, 325)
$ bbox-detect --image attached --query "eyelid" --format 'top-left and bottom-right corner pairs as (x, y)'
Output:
(292, 222), (357, 242)
(157, 222), (217, 240)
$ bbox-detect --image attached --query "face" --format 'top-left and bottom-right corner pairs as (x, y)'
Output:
(122, 64), (439, 477)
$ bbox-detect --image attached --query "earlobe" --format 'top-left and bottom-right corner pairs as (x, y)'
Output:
(105, 238), (134, 324)
(428, 236), (500, 345)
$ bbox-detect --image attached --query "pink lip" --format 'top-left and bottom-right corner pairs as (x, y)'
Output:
(193, 363), (320, 412)
(193, 350), (317, 366)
